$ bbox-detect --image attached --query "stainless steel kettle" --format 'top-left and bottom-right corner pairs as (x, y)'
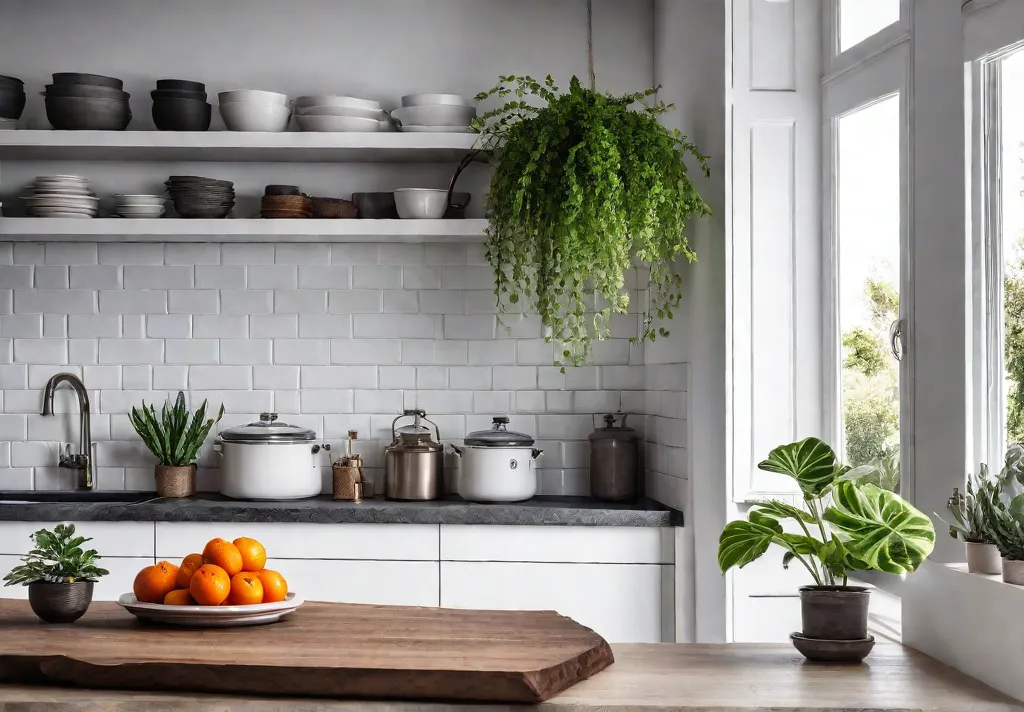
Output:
(588, 413), (639, 501)
(384, 409), (443, 501)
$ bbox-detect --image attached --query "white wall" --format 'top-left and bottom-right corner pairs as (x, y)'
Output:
(0, 0), (658, 495)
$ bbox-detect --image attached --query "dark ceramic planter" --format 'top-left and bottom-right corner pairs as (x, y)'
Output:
(28, 581), (94, 623)
(799, 585), (870, 639)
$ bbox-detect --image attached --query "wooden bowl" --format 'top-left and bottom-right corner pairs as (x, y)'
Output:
(310, 197), (358, 219)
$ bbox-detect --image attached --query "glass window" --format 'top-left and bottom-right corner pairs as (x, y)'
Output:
(837, 95), (901, 486)
(839, 0), (901, 52)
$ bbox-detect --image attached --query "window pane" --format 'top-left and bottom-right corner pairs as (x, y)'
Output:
(840, 0), (900, 52)
(1002, 51), (1024, 447)
(837, 95), (901, 485)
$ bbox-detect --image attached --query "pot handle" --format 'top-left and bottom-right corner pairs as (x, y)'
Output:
(531, 448), (543, 460)
(213, 442), (223, 458)
(450, 444), (463, 456)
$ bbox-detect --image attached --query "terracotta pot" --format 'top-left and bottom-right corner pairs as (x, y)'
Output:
(1001, 557), (1024, 585)
(155, 464), (195, 498)
(965, 541), (1002, 575)
(799, 585), (870, 640)
(28, 581), (93, 623)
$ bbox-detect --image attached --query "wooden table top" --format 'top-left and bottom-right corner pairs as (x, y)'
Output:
(1, 643), (1021, 711)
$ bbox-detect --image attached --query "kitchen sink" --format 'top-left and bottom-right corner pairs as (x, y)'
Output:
(0, 491), (158, 503)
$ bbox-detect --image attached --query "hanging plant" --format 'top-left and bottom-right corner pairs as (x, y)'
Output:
(472, 74), (711, 366)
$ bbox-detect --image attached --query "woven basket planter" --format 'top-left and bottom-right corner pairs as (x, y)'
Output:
(155, 464), (196, 498)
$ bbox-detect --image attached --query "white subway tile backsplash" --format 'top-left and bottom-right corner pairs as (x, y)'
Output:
(209, 389), (273, 413)
(383, 290), (418, 314)
(68, 338), (98, 364)
(538, 366), (565, 390)
(537, 414), (592, 440)
(275, 338), (329, 365)
(516, 339), (554, 366)
(419, 290), (463, 315)
(165, 244), (220, 265)
(44, 243), (95, 265)
(99, 244), (162, 265)
(100, 290), (166, 314)
(400, 340), (435, 365)
(0, 244), (11, 265)
(153, 365), (188, 391)
(0, 364), (27, 389)
(425, 245), (466, 266)
(474, 390), (510, 414)
(493, 366), (537, 390)
(379, 366), (416, 389)
(442, 266), (493, 290)
(223, 244), (273, 265)
(189, 366), (251, 390)
(15, 289), (95, 314)
(301, 366), (376, 389)
(14, 338), (66, 364)
(99, 390), (169, 415)
(248, 265), (296, 290)
(195, 265), (245, 289)
(299, 314), (351, 338)
(277, 244), (331, 265)
(464, 290), (499, 314)
(329, 289), (381, 314)
(42, 314), (66, 337)
(323, 414), (372, 438)
(444, 315), (494, 340)
(448, 366), (491, 390)
(99, 339), (162, 365)
(331, 339), (400, 365)
(379, 244), (425, 265)
(564, 366), (600, 390)
(332, 244), (378, 265)
(434, 340), (468, 365)
(124, 266), (193, 290)
(0, 291), (10, 315)
(10, 441), (58, 467)
(592, 339), (632, 365)
(221, 289), (270, 314)
(0, 266), (32, 289)
(403, 267), (441, 290)
(122, 314), (145, 339)
(275, 290), (327, 314)
(499, 314), (544, 339)
(250, 314), (297, 338)
(416, 366), (448, 389)
(121, 365), (152, 390)
(466, 244), (488, 265)
(194, 315), (247, 339)
(28, 364), (80, 389)
(412, 390), (473, 414)
(574, 390), (620, 414)
(13, 244), (44, 265)
(2, 314), (42, 338)
(164, 339), (218, 364)
(468, 340), (515, 366)
(301, 389), (355, 413)
(602, 365), (645, 390)
(147, 314), (191, 338)
(275, 389), (300, 413)
(70, 265), (121, 289)
(75, 365), (117, 391)
(221, 338), (272, 365)
(298, 266), (350, 290)
(352, 265), (401, 290)
(253, 365), (300, 390)
(34, 265), (68, 289)
(514, 391), (546, 412)
(353, 314), (435, 339)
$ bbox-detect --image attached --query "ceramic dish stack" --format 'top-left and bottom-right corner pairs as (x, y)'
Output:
(113, 194), (166, 219)
(293, 95), (382, 132)
(165, 176), (234, 218)
(391, 94), (476, 133)
(0, 74), (25, 125)
(23, 175), (98, 218)
(261, 194), (311, 218)
(219, 90), (290, 132)
(44, 73), (131, 130)
(152, 79), (211, 131)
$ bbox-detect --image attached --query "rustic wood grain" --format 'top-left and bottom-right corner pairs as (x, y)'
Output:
(0, 599), (613, 703)
(0, 644), (1021, 711)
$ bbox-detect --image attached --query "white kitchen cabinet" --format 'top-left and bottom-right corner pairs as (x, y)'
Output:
(0, 521), (155, 557)
(271, 558), (438, 607)
(440, 561), (670, 643)
(0, 554), (154, 601)
(440, 524), (672, 564)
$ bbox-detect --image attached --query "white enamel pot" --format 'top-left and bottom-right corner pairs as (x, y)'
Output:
(215, 413), (326, 500)
(452, 417), (542, 503)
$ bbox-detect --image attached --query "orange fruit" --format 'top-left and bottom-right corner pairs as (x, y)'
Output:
(189, 564), (231, 606)
(232, 537), (267, 572)
(228, 571), (264, 605)
(133, 561), (179, 604)
(163, 588), (196, 606)
(202, 538), (243, 577)
(256, 569), (288, 603)
(176, 553), (204, 589)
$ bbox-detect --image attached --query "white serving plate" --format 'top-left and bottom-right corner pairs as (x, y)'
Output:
(292, 94), (379, 110)
(294, 104), (383, 121)
(401, 93), (470, 107)
(296, 114), (379, 132)
(391, 104), (476, 128)
(399, 124), (473, 133)
(28, 210), (97, 218)
(218, 89), (288, 106)
(117, 591), (303, 627)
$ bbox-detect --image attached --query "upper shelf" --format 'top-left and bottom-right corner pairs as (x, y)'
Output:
(0, 131), (484, 163)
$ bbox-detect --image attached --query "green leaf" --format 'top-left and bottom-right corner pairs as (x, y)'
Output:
(751, 499), (816, 524)
(758, 437), (841, 499)
(717, 520), (778, 572)
(824, 481), (936, 574)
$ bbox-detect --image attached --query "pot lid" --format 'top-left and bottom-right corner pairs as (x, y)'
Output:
(590, 413), (638, 440)
(464, 417), (535, 447)
(219, 412), (316, 443)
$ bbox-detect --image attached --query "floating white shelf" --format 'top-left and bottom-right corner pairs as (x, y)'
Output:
(0, 131), (484, 163)
(0, 218), (488, 243)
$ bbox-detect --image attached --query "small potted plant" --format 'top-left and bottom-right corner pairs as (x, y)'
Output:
(976, 451), (1024, 584)
(937, 465), (1003, 574)
(3, 524), (108, 623)
(718, 437), (935, 662)
(130, 391), (223, 498)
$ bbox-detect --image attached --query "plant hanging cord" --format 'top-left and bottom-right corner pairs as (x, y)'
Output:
(587, 0), (596, 91)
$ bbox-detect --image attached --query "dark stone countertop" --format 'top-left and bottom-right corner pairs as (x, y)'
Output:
(0, 494), (682, 527)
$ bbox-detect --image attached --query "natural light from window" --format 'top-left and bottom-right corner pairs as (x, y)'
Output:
(839, 0), (900, 52)
(837, 95), (901, 488)
(1001, 50), (1024, 450)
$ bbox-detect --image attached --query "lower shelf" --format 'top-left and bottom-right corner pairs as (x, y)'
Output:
(0, 217), (488, 243)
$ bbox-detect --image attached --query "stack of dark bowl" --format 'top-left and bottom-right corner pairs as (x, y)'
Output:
(165, 176), (235, 219)
(44, 73), (131, 130)
(151, 79), (211, 131)
(0, 74), (26, 129)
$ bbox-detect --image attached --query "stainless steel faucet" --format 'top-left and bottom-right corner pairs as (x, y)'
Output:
(41, 373), (93, 490)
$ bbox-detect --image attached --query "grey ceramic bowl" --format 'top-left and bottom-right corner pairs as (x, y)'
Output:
(152, 99), (211, 131)
(352, 191), (398, 219)
(0, 88), (25, 120)
(156, 79), (205, 92)
(52, 72), (123, 90)
(0, 74), (23, 90)
(45, 96), (131, 130)
(45, 83), (129, 101)
(152, 88), (208, 101)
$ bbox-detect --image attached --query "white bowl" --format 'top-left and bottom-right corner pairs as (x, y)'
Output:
(399, 124), (472, 133)
(0, 117), (18, 130)
(402, 93), (470, 107)
(295, 104), (383, 121)
(292, 94), (379, 110)
(218, 89), (288, 106)
(296, 114), (379, 132)
(394, 188), (448, 219)
(391, 104), (476, 127)
(220, 101), (291, 132)
(118, 592), (303, 628)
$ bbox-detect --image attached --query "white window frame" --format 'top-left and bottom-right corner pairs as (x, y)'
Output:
(823, 0), (910, 79)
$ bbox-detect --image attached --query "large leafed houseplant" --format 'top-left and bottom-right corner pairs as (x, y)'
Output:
(472, 75), (711, 366)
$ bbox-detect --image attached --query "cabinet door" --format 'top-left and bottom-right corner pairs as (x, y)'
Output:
(279, 559), (438, 607)
(0, 521), (154, 557)
(441, 561), (669, 643)
(0, 555), (154, 601)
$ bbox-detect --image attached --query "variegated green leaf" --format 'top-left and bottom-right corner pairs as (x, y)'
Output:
(824, 481), (935, 575)
(717, 520), (778, 572)
(758, 437), (841, 499)
(751, 499), (816, 524)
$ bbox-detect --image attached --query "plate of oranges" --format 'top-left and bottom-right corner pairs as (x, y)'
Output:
(118, 536), (302, 627)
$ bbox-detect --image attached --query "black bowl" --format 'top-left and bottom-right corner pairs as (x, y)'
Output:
(45, 83), (129, 101)
(444, 191), (472, 219)
(45, 96), (131, 130)
(0, 74), (23, 90)
(156, 79), (205, 92)
(265, 184), (301, 196)
(152, 99), (212, 131)
(52, 72), (123, 90)
(152, 88), (208, 101)
(0, 88), (26, 120)
(352, 192), (398, 219)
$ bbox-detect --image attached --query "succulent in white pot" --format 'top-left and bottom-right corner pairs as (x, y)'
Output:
(937, 467), (1002, 575)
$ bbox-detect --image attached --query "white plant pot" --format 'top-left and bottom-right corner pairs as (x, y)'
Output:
(452, 445), (542, 502)
(215, 440), (323, 500)
(965, 541), (1002, 575)
(1001, 557), (1024, 585)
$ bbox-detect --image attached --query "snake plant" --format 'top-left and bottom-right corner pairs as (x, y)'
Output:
(3, 524), (108, 585)
(130, 391), (224, 467)
(717, 437), (935, 586)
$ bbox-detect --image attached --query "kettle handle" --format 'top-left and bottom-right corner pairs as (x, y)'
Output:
(391, 409), (440, 443)
(593, 413), (628, 429)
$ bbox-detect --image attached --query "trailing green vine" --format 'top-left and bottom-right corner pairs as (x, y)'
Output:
(472, 74), (711, 366)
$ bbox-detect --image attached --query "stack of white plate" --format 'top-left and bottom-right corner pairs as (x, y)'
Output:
(391, 94), (476, 133)
(292, 95), (383, 132)
(114, 194), (166, 219)
(23, 175), (98, 218)
(0, 118), (17, 130)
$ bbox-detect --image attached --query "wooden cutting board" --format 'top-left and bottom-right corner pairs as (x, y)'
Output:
(0, 599), (613, 703)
